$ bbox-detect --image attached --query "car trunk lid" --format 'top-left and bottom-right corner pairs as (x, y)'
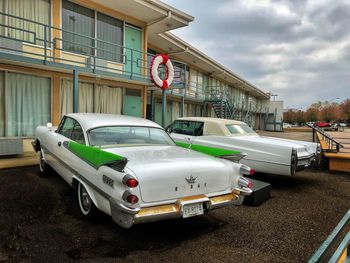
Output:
(105, 146), (232, 203)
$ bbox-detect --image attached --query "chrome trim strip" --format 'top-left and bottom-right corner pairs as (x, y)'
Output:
(244, 158), (290, 166)
(233, 187), (252, 196)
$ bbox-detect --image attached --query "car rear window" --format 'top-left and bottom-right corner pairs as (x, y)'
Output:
(88, 126), (175, 147)
(226, 124), (257, 135)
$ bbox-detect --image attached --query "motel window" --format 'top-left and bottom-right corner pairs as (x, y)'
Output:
(62, 0), (95, 55)
(62, 0), (124, 62)
(97, 13), (123, 62)
(0, 72), (51, 137)
(172, 61), (186, 85)
(0, 0), (50, 46)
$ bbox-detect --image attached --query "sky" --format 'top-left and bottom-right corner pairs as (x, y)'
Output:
(162, 0), (350, 109)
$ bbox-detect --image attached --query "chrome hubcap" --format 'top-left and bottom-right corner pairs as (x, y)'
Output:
(40, 154), (45, 171)
(80, 186), (91, 212)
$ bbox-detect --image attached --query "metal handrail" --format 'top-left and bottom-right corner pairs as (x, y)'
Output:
(308, 209), (350, 262)
(0, 11), (186, 87)
(306, 123), (344, 152)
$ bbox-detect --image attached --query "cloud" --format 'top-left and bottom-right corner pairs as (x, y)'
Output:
(162, 0), (350, 108)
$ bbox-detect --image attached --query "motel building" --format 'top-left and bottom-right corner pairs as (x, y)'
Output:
(0, 0), (282, 162)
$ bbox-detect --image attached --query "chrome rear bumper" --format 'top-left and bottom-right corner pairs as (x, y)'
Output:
(297, 153), (319, 170)
(109, 188), (252, 229)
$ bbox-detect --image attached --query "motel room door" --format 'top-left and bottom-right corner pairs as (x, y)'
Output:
(155, 101), (172, 127)
(125, 24), (142, 76)
(123, 88), (142, 117)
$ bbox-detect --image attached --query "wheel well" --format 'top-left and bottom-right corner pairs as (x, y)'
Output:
(32, 139), (41, 152)
(72, 178), (79, 191)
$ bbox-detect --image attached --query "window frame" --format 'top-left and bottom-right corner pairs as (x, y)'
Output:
(57, 116), (86, 144)
(0, 0), (52, 47)
(61, 0), (124, 62)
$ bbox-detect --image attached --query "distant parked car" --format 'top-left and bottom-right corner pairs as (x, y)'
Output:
(32, 113), (253, 229)
(167, 117), (321, 177)
(283, 123), (292, 129)
(314, 121), (331, 128)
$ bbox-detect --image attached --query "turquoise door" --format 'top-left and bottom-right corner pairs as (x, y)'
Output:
(155, 102), (172, 127)
(123, 89), (142, 117)
(125, 25), (142, 77)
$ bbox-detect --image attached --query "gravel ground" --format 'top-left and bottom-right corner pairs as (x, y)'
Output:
(0, 132), (349, 263)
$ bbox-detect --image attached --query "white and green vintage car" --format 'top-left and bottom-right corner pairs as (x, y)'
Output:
(32, 113), (252, 229)
(167, 117), (321, 177)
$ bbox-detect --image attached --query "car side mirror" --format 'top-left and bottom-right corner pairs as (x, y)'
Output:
(166, 127), (172, 134)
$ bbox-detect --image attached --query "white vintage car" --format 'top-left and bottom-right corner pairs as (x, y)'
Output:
(167, 117), (321, 176)
(32, 113), (253, 229)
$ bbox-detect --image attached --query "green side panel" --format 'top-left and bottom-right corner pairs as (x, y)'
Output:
(66, 141), (125, 168)
(123, 94), (142, 117)
(124, 25), (142, 76)
(175, 141), (241, 157)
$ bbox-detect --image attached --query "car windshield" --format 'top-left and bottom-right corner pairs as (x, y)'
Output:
(88, 126), (175, 147)
(226, 124), (257, 136)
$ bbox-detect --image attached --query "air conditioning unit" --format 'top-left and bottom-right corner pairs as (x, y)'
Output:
(0, 138), (23, 156)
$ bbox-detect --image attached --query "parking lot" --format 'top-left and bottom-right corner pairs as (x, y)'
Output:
(0, 132), (350, 263)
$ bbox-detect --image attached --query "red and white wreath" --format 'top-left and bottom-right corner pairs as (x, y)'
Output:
(150, 54), (174, 90)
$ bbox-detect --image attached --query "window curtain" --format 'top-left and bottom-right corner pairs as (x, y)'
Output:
(94, 85), (122, 114)
(0, 72), (4, 137)
(62, 0), (94, 55)
(78, 82), (93, 113)
(0, 1), (5, 36)
(60, 79), (73, 117)
(97, 13), (123, 62)
(184, 104), (188, 117)
(60, 79), (94, 116)
(189, 69), (197, 96)
(6, 0), (50, 45)
(5, 73), (51, 137)
(197, 72), (204, 98)
(172, 102), (180, 121)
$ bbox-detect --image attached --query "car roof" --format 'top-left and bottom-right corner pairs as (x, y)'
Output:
(176, 117), (244, 125)
(66, 113), (162, 131)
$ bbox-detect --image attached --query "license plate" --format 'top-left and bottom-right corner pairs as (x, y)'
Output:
(183, 203), (204, 218)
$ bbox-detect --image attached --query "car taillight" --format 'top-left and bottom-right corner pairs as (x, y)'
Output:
(123, 191), (139, 204)
(247, 180), (253, 189)
(122, 174), (139, 188)
(240, 164), (254, 176)
(126, 194), (139, 204)
(238, 176), (253, 189)
(126, 178), (138, 188)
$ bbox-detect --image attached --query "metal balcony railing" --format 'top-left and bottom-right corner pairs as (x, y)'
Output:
(0, 11), (186, 88)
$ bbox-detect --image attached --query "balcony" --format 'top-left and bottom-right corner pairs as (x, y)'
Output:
(0, 11), (186, 88)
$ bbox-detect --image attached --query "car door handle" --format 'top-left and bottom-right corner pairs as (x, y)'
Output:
(58, 141), (62, 147)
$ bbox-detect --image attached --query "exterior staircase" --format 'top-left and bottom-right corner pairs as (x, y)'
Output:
(207, 99), (234, 119)
(205, 88), (236, 119)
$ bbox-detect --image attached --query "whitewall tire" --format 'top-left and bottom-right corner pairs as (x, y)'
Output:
(78, 182), (97, 218)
